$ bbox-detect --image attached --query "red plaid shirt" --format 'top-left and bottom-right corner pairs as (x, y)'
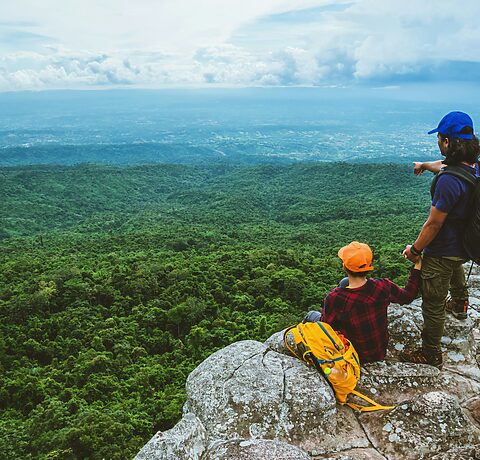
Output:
(320, 269), (421, 363)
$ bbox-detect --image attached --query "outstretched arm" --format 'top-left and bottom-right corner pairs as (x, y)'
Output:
(386, 268), (421, 305)
(413, 160), (444, 175)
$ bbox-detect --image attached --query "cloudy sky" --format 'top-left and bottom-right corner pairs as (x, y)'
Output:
(1, 0), (480, 91)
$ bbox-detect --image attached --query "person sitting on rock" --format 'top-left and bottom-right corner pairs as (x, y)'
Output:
(315, 241), (422, 363)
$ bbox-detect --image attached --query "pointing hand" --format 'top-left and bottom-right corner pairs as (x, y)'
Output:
(413, 162), (426, 176)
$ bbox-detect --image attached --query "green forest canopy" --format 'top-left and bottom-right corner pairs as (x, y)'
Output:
(0, 162), (430, 459)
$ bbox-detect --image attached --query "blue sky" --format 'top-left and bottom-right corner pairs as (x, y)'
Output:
(1, 0), (480, 91)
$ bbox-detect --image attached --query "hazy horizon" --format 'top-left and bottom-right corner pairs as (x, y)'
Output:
(1, 85), (479, 166)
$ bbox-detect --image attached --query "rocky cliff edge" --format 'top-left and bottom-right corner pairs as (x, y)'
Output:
(136, 266), (480, 460)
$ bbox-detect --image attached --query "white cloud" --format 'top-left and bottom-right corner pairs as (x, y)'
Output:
(1, 0), (480, 90)
(0, 0), (329, 53)
(328, 0), (480, 80)
(0, 51), (151, 90)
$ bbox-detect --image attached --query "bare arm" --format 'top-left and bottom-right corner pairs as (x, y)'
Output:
(404, 206), (448, 261)
(413, 160), (444, 175)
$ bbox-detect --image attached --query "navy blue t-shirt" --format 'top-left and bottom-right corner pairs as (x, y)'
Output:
(425, 163), (479, 257)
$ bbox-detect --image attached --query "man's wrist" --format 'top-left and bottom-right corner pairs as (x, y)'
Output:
(410, 244), (422, 256)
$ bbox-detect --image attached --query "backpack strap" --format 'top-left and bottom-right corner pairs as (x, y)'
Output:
(285, 323), (394, 412)
(283, 325), (323, 371)
(431, 165), (477, 198)
(347, 390), (395, 412)
(296, 325), (325, 371)
(316, 322), (342, 351)
(283, 325), (302, 360)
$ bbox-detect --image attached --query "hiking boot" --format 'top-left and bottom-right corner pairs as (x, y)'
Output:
(399, 347), (444, 369)
(445, 298), (468, 320)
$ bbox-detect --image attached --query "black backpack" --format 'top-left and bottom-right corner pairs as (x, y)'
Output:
(430, 164), (480, 264)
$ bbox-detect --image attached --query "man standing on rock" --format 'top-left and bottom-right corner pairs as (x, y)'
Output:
(402, 111), (480, 368)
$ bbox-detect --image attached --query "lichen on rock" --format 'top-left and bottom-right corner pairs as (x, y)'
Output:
(134, 413), (207, 460)
(206, 438), (311, 460)
(136, 264), (480, 460)
(186, 340), (336, 447)
(360, 391), (480, 459)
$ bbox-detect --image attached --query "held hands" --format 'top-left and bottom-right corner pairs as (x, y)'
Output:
(414, 256), (422, 270)
(403, 245), (420, 263)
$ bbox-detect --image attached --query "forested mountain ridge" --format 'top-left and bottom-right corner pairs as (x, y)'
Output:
(1, 162), (429, 238)
(1, 162), (431, 458)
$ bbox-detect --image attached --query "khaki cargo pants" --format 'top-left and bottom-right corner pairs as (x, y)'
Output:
(421, 255), (468, 353)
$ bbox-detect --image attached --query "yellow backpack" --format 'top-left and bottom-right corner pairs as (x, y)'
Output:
(283, 321), (394, 412)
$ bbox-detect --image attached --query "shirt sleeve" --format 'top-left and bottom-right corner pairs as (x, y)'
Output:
(432, 174), (464, 213)
(384, 268), (421, 305)
(320, 294), (330, 323)
(320, 291), (336, 324)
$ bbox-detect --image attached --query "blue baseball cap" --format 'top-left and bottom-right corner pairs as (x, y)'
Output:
(428, 111), (474, 139)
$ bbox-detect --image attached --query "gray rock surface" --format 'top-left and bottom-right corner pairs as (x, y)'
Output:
(443, 316), (477, 364)
(387, 301), (423, 357)
(315, 448), (387, 459)
(206, 439), (311, 460)
(186, 340), (336, 449)
(358, 361), (440, 405)
(137, 264), (480, 460)
(467, 398), (480, 425)
(439, 371), (480, 404)
(361, 391), (480, 460)
(134, 413), (207, 460)
(264, 329), (288, 354)
(300, 404), (370, 455)
(430, 445), (480, 460)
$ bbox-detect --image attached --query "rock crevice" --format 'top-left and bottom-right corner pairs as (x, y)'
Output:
(136, 265), (480, 459)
